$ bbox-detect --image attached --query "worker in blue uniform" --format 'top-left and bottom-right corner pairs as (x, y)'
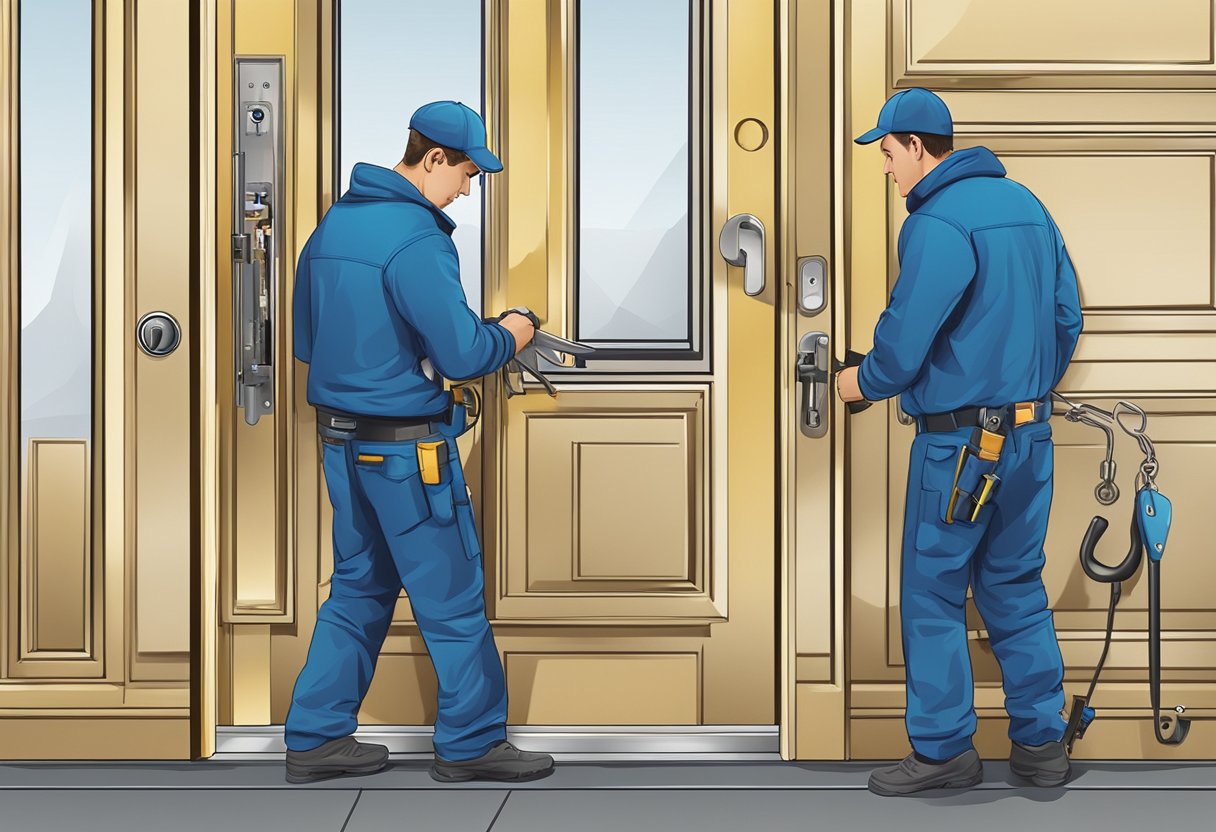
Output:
(838, 88), (1083, 796)
(284, 100), (554, 785)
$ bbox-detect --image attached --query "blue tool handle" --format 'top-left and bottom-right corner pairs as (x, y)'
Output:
(1136, 487), (1172, 562)
(1063, 695), (1092, 753)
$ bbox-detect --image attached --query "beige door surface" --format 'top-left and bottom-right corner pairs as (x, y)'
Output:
(223, 0), (782, 738)
(0, 0), (200, 758)
(843, 0), (1216, 759)
(782, 1), (846, 760)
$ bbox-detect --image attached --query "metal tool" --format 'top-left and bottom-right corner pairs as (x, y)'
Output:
(1052, 392), (1120, 505)
(1055, 393), (1190, 751)
(496, 307), (599, 398)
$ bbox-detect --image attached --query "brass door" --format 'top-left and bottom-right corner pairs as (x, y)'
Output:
(222, 0), (783, 744)
(844, 0), (1216, 759)
(0, 0), (201, 758)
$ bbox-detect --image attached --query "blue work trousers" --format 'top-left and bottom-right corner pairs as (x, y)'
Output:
(901, 420), (1067, 760)
(284, 429), (507, 761)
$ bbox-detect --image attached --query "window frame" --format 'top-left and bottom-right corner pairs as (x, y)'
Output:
(568, 0), (710, 371)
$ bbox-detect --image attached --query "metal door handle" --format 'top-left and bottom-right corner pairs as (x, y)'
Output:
(719, 213), (766, 296)
(796, 331), (830, 438)
(136, 311), (182, 357)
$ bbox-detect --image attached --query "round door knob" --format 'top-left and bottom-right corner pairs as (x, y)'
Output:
(136, 311), (181, 357)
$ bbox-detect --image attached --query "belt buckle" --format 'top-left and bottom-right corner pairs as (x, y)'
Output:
(978, 406), (1004, 432)
(1015, 401), (1037, 427)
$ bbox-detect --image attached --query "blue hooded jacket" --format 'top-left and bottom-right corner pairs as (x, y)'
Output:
(293, 163), (515, 418)
(856, 146), (1083, 416)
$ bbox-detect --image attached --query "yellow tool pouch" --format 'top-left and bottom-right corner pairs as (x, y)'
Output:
(945, 427), (1005, 525)
(416, 440), (445, 485)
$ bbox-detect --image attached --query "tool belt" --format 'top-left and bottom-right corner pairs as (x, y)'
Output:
(317, 398), (478, 486)
(916, 400), (1048, 434)
(918, 400), (1047, 525)
(316, 407), (447, 442)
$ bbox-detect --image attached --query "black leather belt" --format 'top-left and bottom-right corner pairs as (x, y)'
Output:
(917, 400), (1049, 434)
(316, 407), (446, 442)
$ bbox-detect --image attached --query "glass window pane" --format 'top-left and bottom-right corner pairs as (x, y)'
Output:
(20, 0), (94, 467)
(338, 0), (485, 313)
(577, 0), (691, 345)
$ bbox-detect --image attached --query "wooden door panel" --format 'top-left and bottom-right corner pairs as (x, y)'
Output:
(0, 0), (195, 757)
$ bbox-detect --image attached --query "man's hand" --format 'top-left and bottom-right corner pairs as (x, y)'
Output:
(497, 312), (536, 355)
(837, 365), (866, 403)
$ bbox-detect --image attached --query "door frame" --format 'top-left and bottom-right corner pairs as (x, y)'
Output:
(779, 0), (849, 761)
(196, 0), (220, 760)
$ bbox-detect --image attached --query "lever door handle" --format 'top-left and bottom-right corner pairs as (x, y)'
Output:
(796, 331), (830, 439)
(719, 213), (766, 296)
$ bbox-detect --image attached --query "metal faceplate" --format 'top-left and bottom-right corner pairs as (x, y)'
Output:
(797, 256), (827, 316)
(233, 58), (284, 426)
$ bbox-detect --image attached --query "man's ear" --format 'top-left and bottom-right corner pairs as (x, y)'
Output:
(909, 135), (924, 161)
(424, 148), (446, 171)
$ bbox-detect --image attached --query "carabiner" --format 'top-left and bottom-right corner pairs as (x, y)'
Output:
(1053, 393), (1120, 505)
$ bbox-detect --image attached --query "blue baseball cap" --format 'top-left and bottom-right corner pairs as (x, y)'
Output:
(854, 88), (953, 145)
(409, 100), (503, 173)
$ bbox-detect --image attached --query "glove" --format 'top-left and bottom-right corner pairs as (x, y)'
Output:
(492, 306), (541, 329)
(834, 350), (872, 414)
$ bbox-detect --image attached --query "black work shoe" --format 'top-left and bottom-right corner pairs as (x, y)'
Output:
(285, 736), (390, 784)
(1009, 739), (1071, 787)
(430, 741), (555, 783)
(867, 749), (983, 796)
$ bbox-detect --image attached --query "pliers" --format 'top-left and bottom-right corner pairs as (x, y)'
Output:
(494, 307), (599, 397)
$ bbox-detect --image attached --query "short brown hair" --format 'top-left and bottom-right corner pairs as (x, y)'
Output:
(891, 132), (953, 159)
(401, 129), (470, 167)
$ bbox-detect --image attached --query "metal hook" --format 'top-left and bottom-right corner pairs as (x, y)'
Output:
(1148, 557), (1190, 746)
(1112, 400), (1148, 437)
(1155, 707), (1191, 745)
(1055, 394), (1121, 505)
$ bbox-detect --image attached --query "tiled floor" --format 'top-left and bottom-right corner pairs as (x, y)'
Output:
(2, 760), (1216, 831)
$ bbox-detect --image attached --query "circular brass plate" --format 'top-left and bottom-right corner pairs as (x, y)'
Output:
(734, 118), (769, 152)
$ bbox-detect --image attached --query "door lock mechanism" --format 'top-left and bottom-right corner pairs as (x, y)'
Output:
(232, 58), (283, 426)
(796, 335), (873, 438)
(136, 311), (182, 357)
(796, 332), (831, 438)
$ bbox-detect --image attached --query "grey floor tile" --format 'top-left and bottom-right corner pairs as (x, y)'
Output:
(344, 789), (509, 832)
(0, 761), (392, 790)
(490, 789), (1216, 832)
(4, 760), (1216, 791)
(0, 788), (359, 832)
